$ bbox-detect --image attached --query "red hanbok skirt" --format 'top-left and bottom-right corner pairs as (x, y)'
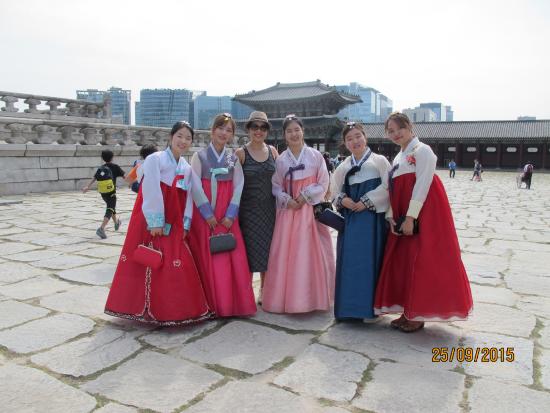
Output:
(188, 179), (257, 317)
(105, 177), (213, 325)
(374, 173), (473, 321)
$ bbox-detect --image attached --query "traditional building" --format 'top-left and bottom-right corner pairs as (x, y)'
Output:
(363, 120), (550, 170)
(233, 80), (361, 152)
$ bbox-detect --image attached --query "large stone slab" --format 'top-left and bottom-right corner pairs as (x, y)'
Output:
(470, 284), (519, 307)
(0, 241), (42, 257)
(273, 343), (368, 401)
(468, 378), (550, 413)
(0, 274), (75, 300)
(56, 262), (116, 285)
(517, 296), (550, 320)
(0, 313), (94, 354)
(31, 327), (141, 377)
(0, 364), (97, 412)
(461, 332), (534, 385)
(177, 320), (313, 374)
(456, 302), (535, 338)
(4, 231), (57, 243)
(509, 251), (550, 277)
(31, 254), (101, 270)
(352, 361), (464, 413)
(319, 320), (461, 370)
(252, 307), (334, 332)
(5, 249), (63, 262)
(94, 403), (138, 413)
(506, 273), (550, 297)
(140, 320), (221, 350)
(186, 381), (347, 413)
(0, 261), (47, 284)
(40, 285), (110, 317)
(75, 245), (123, 258)
(32, 235), (90, 247)
(82, 351), (222, 412)
(0, 300), (49, 329)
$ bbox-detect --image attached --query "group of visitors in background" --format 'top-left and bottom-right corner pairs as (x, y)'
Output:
(86, 110), (475, 333)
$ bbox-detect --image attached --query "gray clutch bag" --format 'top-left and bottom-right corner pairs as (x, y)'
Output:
(209, 232), (236, 254)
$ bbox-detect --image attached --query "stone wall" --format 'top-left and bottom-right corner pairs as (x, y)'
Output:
(0, 144), (140, 195)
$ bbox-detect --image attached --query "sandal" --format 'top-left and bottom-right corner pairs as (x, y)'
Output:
(399, 321), (425, 333)
(390, 315), (407, 329)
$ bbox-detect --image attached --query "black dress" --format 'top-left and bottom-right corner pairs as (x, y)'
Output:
(239, 146), (276, 272)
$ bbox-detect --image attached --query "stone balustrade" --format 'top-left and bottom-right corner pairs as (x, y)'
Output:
(0, 91), (111, 121)
(0, 92), (248, 195)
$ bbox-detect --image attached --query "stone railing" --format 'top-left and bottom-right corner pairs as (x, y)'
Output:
(0, 92), (248, 196)
(0, 91), (112, 121)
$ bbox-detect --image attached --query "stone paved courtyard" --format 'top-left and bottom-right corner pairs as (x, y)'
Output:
(0, 170), (549, 413)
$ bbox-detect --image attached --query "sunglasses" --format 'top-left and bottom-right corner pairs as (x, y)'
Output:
(285, 114), (298, 120)
(345, 121), (357, 129)
(179, 120), (191, 127)
(249, 123), (268, 132)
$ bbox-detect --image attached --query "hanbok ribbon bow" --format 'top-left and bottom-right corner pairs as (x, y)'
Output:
(285, 164), (305, 198)
(210, 167), (229, 209)
(388, 164), (400, 193)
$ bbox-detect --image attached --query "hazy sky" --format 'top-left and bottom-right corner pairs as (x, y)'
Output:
(1, 0), (549, 121)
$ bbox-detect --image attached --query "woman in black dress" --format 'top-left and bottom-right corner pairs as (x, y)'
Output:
(235, 111), (278, 304)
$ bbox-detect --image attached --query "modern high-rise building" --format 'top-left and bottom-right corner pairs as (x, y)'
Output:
(193, 94), (232, 130)
(76, 87), (131, 124)
(403, 107), (437, 122)
(136, 89), (192, 128)
(403, 102), (453, 122)
(336, 82), (392, 123)
(379, 94), (393, 123)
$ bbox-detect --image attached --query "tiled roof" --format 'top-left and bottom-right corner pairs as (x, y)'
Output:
(234, 81), (361, 104)
(363, 120), (550, 140)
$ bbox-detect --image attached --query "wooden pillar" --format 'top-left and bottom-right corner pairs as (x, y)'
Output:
(456, 141), (463, 167)
(497, 142), (503, 169)
(519, 142), (524, 167)
(542, 141), (548, 170)
(438, 142), (445, 168)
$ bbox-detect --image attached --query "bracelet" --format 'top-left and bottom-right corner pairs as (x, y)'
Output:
(335, 193), (346, 210)
(360, 194), (376, 211)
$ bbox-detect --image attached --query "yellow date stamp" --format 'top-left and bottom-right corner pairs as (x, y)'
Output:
(432, 347), (515, 363)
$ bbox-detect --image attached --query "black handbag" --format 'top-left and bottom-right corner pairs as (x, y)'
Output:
(313, 202), (345, 232)
(394, 216), (419, 235)
(209, 232), (236, 254)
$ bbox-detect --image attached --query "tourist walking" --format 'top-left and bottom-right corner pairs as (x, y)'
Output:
(104, 121), (213, 325)
(188, 113), (257, 317)
(262, 114), (335, 314)
(82, 149), (126, 239)
(331, 122), (391, 321)
(448, 159), (456, 178)
(374, 112), (473, 333)
(522, 162), (534, 189)
(471, 159), (483, 181)
(235, 111), (278, 305)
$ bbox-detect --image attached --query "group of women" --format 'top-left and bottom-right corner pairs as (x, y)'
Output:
(105, 111), (473, 333)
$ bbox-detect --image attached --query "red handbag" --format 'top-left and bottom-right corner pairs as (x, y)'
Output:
(133, 242), (163, 269)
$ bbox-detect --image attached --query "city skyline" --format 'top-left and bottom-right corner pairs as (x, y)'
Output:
(1, 0), (549, 121)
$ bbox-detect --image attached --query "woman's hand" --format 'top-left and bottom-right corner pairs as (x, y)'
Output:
(150, 227), (163, 236)
(206, 216), (218, 230)
(387, 218), (400, 236)
(401, 216), (415, 236)
(351, 201), (367, 212)
(341, 197), (355, 210)
(220, 217), (233, 229)
(287, 199), (300, 210)
(295, 194), (307, 207)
